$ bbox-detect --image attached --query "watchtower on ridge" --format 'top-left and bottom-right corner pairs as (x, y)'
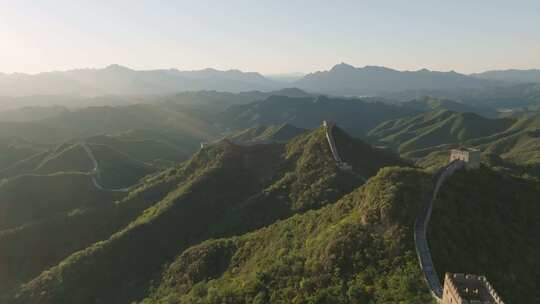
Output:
(442, 273), (505, 304)
(449, 148), (480, 169)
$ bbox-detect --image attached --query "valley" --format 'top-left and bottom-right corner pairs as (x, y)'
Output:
(3, 2), (540, 302)
(0, 64), (539, 304)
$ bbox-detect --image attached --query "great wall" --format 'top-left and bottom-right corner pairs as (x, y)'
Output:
(75, 122), (506, 303)
(322, 121), (504, 303)
(81, 121), (504, 303)
(81, 142), (149, 193)
(323, 120), (354, 172)
(414, 159), (465, 300)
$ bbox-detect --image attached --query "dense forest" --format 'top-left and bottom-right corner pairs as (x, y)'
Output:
(1, 78), (540, 303)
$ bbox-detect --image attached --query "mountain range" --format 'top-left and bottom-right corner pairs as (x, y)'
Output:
(472, 69), (540, 83)
(1, 125), (406, 303)
(295, 63), (491, 96)
(0, 65), (278, 97)
(2, 63), (540, 98)
(1, 122), (537, 303)
(2, 69), (540, 303)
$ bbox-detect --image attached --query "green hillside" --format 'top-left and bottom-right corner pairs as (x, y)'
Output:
(87, 143), (155, 189)
(469, 114), (540, 168)
(33, 144), (93, 175)
(482, 129), (540, 164)
(0, 167), (186, 296)
(401, 96), (497, 117)
(0, 151), (51, 180)
(0, 103), (219, 159)
(40, 104), (218, 142)
(411, 113), (540, 172)
(0, 142), (41, 171)
(228, 123), (307, 144)
(0, 106), (68, 123)
(429, 166), (540, 303)
(0, 122), (72, 144)
(368, 109), (514, 154)
(142, 167), (435, 304)
(9, 126), (405, 304)
(87, 134), (188, 165)
(0, 173), (118, 231)
(160, 88), (312, 113)
(219, 95), (416, 136)
(0, 141), (155, 189)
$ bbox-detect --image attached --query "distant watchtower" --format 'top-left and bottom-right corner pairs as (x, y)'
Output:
(450, 148), (480, 169)
(322, 120), (334, 129)
(442, 273), (505, 304)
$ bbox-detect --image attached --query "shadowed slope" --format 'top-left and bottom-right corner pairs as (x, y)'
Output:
(142, 167), (435, 304)
(429, 167), (540, 303)
(10, 126), (404, 304)
(368, 110), (514, 154)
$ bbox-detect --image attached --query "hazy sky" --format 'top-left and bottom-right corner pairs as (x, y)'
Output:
(1, 0), (539, 74)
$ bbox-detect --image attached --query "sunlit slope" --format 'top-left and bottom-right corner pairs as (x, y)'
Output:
(10, 126), (405, 304)
(227, 123), (307, 143)
(429, 167), (540, 303)
(143, 167), (435, 304)
(368, 110), (514, 154)
(219, 95), (416, 136)
(0, 173), (117, 231)
(0, 167), (186, 297)
(40, 104), (218, 141)
(86, 143), (155, 189)
(0, 141), (42, 171)
(87, 134), (188, 165)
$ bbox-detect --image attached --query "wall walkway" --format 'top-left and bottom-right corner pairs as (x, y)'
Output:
(414, 160), (465, 301)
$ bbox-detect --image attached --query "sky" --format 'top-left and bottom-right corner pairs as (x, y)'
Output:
(1, 0), (539, 75)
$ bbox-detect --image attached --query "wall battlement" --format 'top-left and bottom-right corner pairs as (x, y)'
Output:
(414, 160), (465, 300)
(450, 148), (481, 169)
(442, 273), (505, 304)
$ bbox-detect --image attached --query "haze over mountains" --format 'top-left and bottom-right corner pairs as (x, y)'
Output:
(472, 69), (540, 83)
(1, 60), (540, 303)
(4, 0), (540, 301)
(2, 63), (540, 98)
(0, 64), (278, 97)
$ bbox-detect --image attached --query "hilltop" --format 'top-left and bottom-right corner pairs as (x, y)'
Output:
(0, 65), (279, 96)
(6, 63), (540, 100)
(219, 95), (416, 136)
(367, 109), (514, 154)
(400, 96), (497, 118)
(472, 69), (540, 83)
(160, 88), (312, 113)
(141, 167), (435, 304)
(429, 166), (540, 303)
(295, 63), (490, 96)
(0, 140), (160, 189)
(6, 125), (405, 304)
(227, 123), (307, 144)
(0, 173), (120, 231)
(369, 110), (540, 175)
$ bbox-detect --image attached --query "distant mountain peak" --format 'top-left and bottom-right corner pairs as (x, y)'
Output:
(363, 65), (394, 71)
(330, 62), (356, 71)
(104, 64), (132, 71)
(296, 63), (488, 95)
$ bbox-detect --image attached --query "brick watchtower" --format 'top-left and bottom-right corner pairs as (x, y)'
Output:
(449, 148), (481, 169)
(442, 273), (505, 304)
